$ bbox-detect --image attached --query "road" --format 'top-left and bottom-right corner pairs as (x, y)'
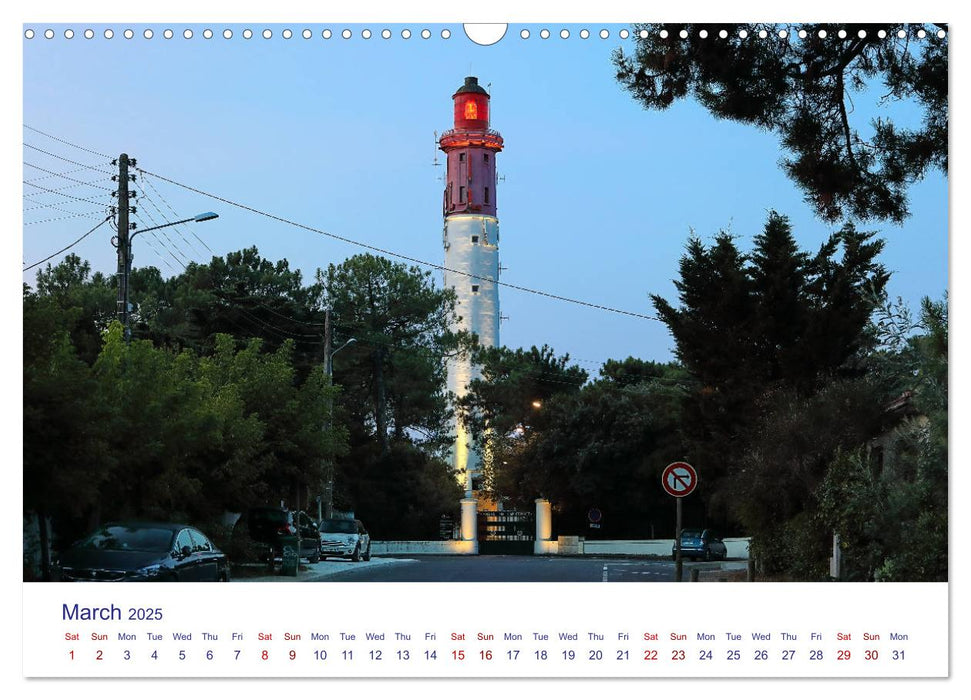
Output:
(292, 555), (742, 583)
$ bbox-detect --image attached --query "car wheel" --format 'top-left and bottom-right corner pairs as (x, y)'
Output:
(309, 547), (320, 564)
(352, 544), (361, 562)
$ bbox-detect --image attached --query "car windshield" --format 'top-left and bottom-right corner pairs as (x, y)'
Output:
(76, 526), (174, 552)
(680, 529), (703, 539)
(250, 509), (288, 525)
(320, 519), (357, 534)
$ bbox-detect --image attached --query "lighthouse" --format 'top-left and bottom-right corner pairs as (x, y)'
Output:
(439, 76), (504, 497)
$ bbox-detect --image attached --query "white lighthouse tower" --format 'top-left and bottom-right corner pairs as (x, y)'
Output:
(439, 76), (504, 497)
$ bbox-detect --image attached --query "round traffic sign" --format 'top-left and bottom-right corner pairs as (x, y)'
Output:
(661, 461), (698, 498)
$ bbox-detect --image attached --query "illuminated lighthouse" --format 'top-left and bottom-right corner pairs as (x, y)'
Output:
(440, 76), (504, 497)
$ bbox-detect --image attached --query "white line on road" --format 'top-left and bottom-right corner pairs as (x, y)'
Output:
(602, 565), (608, 582)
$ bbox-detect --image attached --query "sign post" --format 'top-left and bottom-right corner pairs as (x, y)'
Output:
(587, 507), (602, 531)
(661, 462), (698, 583)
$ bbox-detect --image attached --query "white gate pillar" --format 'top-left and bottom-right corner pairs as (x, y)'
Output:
(534, 498), (554, 554)
(460, 498), (478, 553)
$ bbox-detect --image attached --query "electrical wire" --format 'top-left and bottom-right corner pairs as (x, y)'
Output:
(22, 216), (111, 272)
(140, 172), (214, 254)
(23, 181), (110, 208)
(23, 129), (656, 321)
(22, 143), (113, 175)
(24, 195), (96, 215)
(23, 124), (111, 159)
(136, 167), (660, 322)
(132, 208), (191, 269)
(137, 188), (205, 257)
(23, 165), (99, 184)
(24, 210), (106, 226)
(23, 162), (112, 192)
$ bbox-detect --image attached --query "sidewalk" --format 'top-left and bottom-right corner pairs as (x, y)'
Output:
(235, 557), (416, 582)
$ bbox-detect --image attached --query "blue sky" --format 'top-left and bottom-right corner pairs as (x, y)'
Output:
(21, 23), (948, 372)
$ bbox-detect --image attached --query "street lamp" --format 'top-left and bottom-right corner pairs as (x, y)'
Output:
(326, 337), (357, 377)
(115, 212), (219, 339)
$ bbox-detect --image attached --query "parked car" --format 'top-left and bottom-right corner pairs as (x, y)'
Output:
(54, 521), (230, 582)
(319, 518), (371, 561)
(672, 529), (728, 561)
(232, 507), (321, 565)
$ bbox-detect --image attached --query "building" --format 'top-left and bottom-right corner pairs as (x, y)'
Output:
(439, 76), (504, 497)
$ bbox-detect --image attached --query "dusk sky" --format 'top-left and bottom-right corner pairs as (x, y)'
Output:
(21, 22), (948, 374)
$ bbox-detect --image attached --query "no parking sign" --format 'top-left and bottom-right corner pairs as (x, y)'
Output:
(661, 462), (698, 498)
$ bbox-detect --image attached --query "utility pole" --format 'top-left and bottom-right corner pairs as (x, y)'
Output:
(318, 308), (355, 523)
(114, 154), (131, 334)
(320, 308), (334, 523)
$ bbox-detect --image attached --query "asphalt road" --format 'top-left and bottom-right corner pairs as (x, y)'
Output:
(297, 555), (733, 582)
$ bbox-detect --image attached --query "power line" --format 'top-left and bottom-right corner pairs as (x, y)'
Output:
(136, 167), (660, 322)
(23, 124), (111, 159)
(140, 171), (214, 254)
(22, 216), (111, 272)
(137, 188), (205, 257)
(23, 181), (111, 208)
(23, 161), (112, 192)
(23, 165), (99, 184)
(24, 210), (106, 226)
(21, 129), (656, 321)
(24, 194), (98, 215)
(131, 208), (191, 269)
(22, 143), (113, 175)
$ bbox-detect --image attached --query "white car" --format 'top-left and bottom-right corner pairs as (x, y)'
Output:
(319, 519), (371, 561)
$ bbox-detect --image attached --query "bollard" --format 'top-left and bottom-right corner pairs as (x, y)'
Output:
(747, 558), (756, 582)
(689, 568), (699, 582)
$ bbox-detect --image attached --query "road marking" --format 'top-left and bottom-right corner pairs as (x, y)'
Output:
(602, 565), (609, 582)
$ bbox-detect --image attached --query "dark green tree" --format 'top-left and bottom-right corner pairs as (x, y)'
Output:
(614, 23), (947, 222)
(321, 253), (461, 456)
(814, 295), (947, 581)
(23, 287), (113, 578)
(501, 374), (691, 538)
(651, 212), (888, 525)
(134, 247), (326, 375)
(31, 254), (115, 364)
(458, 345), (588, 503)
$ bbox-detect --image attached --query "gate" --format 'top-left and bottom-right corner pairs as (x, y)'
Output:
(477, 510), (534, 555)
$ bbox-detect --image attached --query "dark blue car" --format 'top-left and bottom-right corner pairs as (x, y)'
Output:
(55, 521), (231, 582)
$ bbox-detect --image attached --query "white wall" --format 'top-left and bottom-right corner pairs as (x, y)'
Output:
(371, 538), (751, 558)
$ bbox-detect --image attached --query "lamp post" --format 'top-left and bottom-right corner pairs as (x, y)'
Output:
(115, 211), (218, 340)
(319, 307), (356, 522)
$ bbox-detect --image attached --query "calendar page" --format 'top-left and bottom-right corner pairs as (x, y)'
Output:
(16, 0), (958, 696)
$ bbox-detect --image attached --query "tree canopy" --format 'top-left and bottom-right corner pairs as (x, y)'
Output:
(614, 23), (947, 222)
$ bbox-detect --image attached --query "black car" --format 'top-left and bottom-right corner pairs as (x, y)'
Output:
(672, 529), (728, 561)
(55, 521), (230, 582)
(232, 507), (321, 565)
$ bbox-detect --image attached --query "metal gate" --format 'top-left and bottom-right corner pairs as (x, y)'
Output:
(477, 510), (534, 555)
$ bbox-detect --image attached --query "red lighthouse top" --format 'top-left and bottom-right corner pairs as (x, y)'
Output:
(439, 76), (503, 217)
(452, 76), (491, 130)
(440, 76), (503, 152)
